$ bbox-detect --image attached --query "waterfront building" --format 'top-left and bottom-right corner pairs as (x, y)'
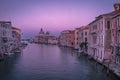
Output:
(77, 26), (89, 53)
(0, 21), (21, 56)
(78, 26), (84, 52)
(74, 27), (81, 50)
(34, 28), (58, 44)
(111, 3), (120, 65)
(0, 21), (12, 55)
(59, 30), (67, 46)
(12, 27), (21, 50)
(34, 28), (47, 44)
(83, 26), (89, 43)
(34, 36), (39, 43)
(88, 3), (120, 63)
(59, 30), (75, 48)
(82, 26), (89, 53)
(48, 36), (58, 45)
(88, 14), (112, 62)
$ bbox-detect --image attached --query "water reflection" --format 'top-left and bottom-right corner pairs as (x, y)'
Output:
(0, 44), (119, 80)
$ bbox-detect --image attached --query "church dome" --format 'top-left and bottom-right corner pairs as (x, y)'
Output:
(39, 28), (44, 35)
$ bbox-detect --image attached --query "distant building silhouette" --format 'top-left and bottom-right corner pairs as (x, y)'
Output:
(39, 28), (44, 35)
(34, 28), (58, 45)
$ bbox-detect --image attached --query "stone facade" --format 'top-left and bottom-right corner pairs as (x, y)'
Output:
(59, 30), (75, 48)
(48, 36), (58, 45)
(88, 13), (113, 62)
(0, 21), (21, 57)
(74, 27), (81, 50)
(111, 4), (120, 65)
(12, 27), (21, 50)
(88, 3), (120, 63)
(0, 21), (12, 55)
(77, 26), (89, 53)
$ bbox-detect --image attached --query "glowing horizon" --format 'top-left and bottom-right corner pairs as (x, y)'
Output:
(0, 0), (120, 38)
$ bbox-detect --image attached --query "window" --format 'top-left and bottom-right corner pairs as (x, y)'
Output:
(85, 32), (87, 35)
(107, 21), (110, 29)
(81, 33), (83, 35)
(101, 36), (103, 46)
(3, 31), (6, 36)
(93, 36), (97, 44)
(85, 38), (87, 42)
(118, 18), (120, 26)
(101, 21), (103, 31)
(77, 32), (78, 34)
(77, 38), (78, 40)
(117, 46), (120, 56)
(101, 51), (102, 59)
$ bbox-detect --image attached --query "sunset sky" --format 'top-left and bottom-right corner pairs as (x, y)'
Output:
(0, 0), (120, 38)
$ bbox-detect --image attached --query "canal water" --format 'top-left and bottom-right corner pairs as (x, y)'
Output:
(0, 43), (119, 80)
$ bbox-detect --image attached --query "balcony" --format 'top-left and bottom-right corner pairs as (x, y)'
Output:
(90, 29), (97, 34)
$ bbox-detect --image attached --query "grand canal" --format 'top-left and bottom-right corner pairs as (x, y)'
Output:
(0, 43), (119, 80)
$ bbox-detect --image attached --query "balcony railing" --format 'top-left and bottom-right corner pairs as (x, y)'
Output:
(90, 29), (97, 34)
